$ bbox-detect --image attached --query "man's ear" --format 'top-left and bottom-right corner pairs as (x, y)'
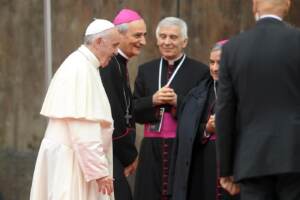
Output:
(252, 0), (261, 21)
(156, 39), (160, 47)
(281, 0), (291, 18)
(93, 37), (103, 49)
(182, 38), (188, 48)
(286, 0), (291, 14)
(95, 37), (102, 47)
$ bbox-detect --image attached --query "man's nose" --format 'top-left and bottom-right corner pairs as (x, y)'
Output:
(140, 36), (146, 46)
(212, 63), (219, 71)
(164, 37), (171, 45)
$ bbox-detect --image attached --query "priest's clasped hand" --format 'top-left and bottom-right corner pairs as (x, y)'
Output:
(152, 86), (177, 106)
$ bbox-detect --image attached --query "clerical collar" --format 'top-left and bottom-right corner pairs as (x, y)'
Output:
(213, 80), (218, 99)
(118, 49), (129, 60)
(78, 45), (100, 68)
(116, 52), (128, 65)
(159, 54), (186, 89)
(163, 54), (185, 67)
(259, 15), (282, 21)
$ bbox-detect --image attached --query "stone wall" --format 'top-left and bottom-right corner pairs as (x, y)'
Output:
(0, 0), (299, 199)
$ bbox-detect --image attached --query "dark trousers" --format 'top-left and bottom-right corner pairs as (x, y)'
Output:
(188, 141), (239, 200)
(240, 173), (300, 200)
(113, 156), (133, 200)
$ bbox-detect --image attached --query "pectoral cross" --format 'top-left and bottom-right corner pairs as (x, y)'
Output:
(125, 110), (132, 125)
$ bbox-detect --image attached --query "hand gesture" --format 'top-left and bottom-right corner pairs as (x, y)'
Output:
(152, 86), (177, 106)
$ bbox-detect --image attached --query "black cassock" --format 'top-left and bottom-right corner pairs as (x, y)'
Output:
(171, 79), (240, 200)
(100, 53), (137, 200)
(133, 55), (209, 200)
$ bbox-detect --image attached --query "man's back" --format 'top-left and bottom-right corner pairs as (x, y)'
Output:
(217, 17), (300, 181)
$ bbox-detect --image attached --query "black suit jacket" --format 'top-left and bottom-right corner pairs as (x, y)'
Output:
(216, 17), (300, 181)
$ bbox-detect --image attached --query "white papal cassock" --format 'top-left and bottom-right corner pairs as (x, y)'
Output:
(30, 45), (114, 200)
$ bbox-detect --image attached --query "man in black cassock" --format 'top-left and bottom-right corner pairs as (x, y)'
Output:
(216, 0), (300, 199)
(133, 17), (210, 200)
(170, 40), (240, 200)
(99, 9), (147, 200)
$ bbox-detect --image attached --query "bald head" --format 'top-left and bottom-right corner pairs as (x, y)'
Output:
(260, 0), (287, 3)
(253, 0), (291, 18)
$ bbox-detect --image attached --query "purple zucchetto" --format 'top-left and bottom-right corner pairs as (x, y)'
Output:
(212, 39), (229, 51)
(113, 8), (142, 25)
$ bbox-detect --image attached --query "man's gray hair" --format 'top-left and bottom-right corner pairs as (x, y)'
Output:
(84, 28), (111, 45)
(115, 23), (129, 34)
(155, 17), (188, 39)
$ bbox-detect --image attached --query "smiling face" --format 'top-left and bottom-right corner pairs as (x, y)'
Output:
(209, 50), (221, 81)
(156, 25), (187, 61)
(118, 19), (147, 58)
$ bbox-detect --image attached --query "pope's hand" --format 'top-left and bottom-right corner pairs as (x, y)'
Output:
(96, 176), (114, 195)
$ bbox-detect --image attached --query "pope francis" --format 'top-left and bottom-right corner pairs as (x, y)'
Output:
(30, 19), (121, 200)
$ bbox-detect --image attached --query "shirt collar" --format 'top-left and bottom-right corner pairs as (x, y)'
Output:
(78, 45), (100, 68)
(162, 54), (185, 68)
(164, 53), (184, 65)
(259, 14), (282, 21)
(118, 49), (129, 60)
